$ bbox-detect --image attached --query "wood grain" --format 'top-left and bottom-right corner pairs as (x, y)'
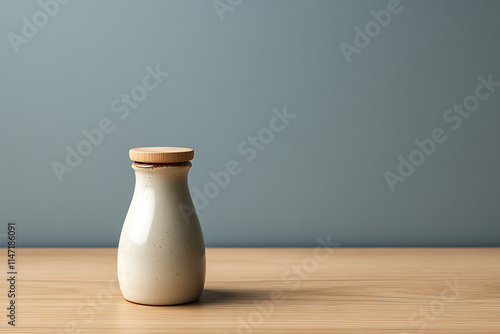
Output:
(129, 147), (194, 163)
(1, 248), (499, 333)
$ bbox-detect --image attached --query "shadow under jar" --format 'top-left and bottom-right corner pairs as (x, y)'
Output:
(117, 147), (206, 305)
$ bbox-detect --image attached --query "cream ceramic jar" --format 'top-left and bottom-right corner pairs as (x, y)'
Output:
(117, 147), (205, 305)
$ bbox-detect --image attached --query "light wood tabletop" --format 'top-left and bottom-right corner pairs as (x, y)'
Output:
(1, 248), (499, 333)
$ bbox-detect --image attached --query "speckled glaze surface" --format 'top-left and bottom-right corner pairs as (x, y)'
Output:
(117, 162), (206, 305)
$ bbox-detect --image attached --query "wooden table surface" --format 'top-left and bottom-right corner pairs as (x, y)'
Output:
(2, 248), (499, 333)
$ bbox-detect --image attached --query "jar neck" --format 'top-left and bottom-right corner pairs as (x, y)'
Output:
(131, 161), (191, 187)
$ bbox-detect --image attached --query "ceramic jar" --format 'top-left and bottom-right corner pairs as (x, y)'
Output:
(117, 147), (205, 305)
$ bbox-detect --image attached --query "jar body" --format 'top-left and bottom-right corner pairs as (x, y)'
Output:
(117, 162), (205, 305)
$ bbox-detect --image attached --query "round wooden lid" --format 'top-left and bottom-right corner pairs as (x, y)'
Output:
(129, 147), (194, 163)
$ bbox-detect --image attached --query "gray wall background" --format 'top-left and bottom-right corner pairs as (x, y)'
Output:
(1, 0), (499, 247)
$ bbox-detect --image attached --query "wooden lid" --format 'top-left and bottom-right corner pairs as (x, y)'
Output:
(129, 147), (194, 163)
